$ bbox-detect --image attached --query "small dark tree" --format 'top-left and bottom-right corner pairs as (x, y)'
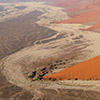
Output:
(74, 78), (78, 80)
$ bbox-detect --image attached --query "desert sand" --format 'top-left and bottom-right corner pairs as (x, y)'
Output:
(1, 0), (100, 88)
(0, 1), (100, 100)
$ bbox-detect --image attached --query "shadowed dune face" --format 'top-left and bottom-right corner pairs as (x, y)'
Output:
(43, 56), (100, 80)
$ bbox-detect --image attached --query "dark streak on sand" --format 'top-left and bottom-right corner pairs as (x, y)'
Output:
(41, 88), (100, 100)
(42, 34), (66, 44)
(0, 10), (57, 59)
(15, 6), (27, 10)
(0, 69), (34, 99)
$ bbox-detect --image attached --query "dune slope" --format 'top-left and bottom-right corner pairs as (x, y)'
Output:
(56, 8), (100, 24)
(44, 56), (100, 80)
(86, 23), (100, 32)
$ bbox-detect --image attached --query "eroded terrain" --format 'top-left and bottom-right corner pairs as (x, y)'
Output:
(0, 2), (100, 100)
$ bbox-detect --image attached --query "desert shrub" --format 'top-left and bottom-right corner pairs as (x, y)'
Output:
(51, 78), (56, 81)
(59, 63), (63, 65)
(32, 71), (36, 76)
(54, 64), (56, 66)
(59, 77), (62, 80)
(96, 78), (98, 80)
(37, 78), (41, 80)
(63, 62), (66, 65)
(48, 67), (51, 69)
(74, 78), (78, 80)
(56, 61), (59, 63)
(59, 60), (62, 62)
(28, 75), (33, 78)
(48, 66), (53, 69)
(37, 75), (43, 80)
(89, 78), (94, 80)
(40, 67), (46, 71)
(28, 71), (36, 78)
(68, 78), (70, 80)
(39, 96), (46, 100)
(48, 78), (52, 80)
(50, 64), (54, 67)
(66, 59), (68, 61)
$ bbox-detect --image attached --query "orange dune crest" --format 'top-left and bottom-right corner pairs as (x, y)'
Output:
(43, 56), (100, 80)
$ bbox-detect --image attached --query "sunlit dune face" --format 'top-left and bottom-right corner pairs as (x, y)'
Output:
(43, 56), (100, 80)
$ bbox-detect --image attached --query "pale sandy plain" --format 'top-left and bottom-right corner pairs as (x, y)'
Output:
(0, 2), (100, 99)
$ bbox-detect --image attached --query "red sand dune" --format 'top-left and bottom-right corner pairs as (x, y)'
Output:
(46, 0), (100, 8)
(43, 56), (100, 80)
(56, 8), (100, 24)
(67, 4), (100, 17)
(44, 0), (81, 6)
(42, 0), (100, 18)
(54, 0), (81, 8)
(86, 23), (100, 32)
(44, 0), (100, 17)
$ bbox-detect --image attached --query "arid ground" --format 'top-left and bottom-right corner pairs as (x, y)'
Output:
(0, 1), (100, 100)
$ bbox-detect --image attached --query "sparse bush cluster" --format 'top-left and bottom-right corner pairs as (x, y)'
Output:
(37, 95), (47, 100)
(27, 57), (76, 81)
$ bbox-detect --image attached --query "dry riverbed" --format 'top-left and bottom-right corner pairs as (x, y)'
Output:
(0, 1), (100, 100)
